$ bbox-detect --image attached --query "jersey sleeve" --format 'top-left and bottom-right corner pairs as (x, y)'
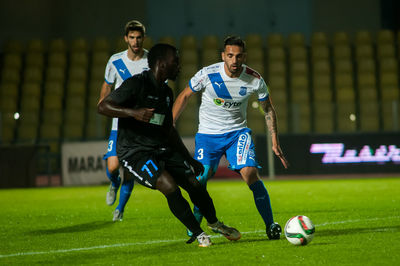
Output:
(188, 68), (207, 92)
(109, 77), (137, 106)
(104, 59), (116, 85)
(257, 78), (270, 101)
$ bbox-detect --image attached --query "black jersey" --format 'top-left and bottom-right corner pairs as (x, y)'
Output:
(108, 70), (174, 160)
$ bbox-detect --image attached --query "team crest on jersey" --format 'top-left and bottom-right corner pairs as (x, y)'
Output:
(239, 86), (247, 96)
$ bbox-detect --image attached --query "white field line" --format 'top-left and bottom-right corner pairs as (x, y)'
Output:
(1, 216), (399, 259)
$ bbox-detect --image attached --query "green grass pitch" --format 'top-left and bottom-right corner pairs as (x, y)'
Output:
(0, 177), (399, 265)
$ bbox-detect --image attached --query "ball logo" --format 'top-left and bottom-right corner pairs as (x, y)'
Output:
(213, 98), (225, 106)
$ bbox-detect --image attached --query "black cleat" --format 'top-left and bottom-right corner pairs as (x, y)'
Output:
(186, 235), (197, 244)
(267, 222), (282, 240)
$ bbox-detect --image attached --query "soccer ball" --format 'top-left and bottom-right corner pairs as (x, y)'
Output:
(284, 215), (315, 246)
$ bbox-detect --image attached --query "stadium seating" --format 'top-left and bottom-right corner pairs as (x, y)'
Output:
(288, 32), (306, 47)
(176, 93), (199, 136)
(70, 38), (89, 53)
(202, 48), (220, 66)
(3, 53), (22, 69)
(181, 35), (197, 50)
(202, 35), (219, 50)
(247, 95), (265, 134)
(27, 39), (46, 54)
(287, 32), (311, 133)
(267, 33), (284, 47)
(1, 67), (20, 84)
(49, 39), (67, 53)
(311, 32), (328, 47)
(1, 29), (400, 175)
(3, 40), (24, 54)
(114, 37), (127, 52)
(335, 72), (357, 132)
(266, 33), (288, 133)
(158, 36), (176, 46)
(92, 38), (110, 52)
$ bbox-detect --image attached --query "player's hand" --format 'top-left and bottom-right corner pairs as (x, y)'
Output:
(273, 146), (289, 169)
(132, 108), (155, 122)
(188, 158), (204, 177)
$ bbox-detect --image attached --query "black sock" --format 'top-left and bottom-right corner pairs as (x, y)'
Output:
(186, 185), (218, 224)
(165, 189), (203, 237)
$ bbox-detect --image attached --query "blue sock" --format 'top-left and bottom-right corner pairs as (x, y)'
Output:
(116, 179), (134, 212)
(249, 180), (274, 228)
(192, 165), (217, 224)
(106, 166), (121, 188)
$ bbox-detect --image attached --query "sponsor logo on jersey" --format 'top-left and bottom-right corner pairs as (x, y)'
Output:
(239, 86), (247, 96)
(237, 133), (251, 165)
(112, 59), (132, 80)
(213, 98), (242, 108)
(213, 98), (225, 106)
(208, 73), (233, 99)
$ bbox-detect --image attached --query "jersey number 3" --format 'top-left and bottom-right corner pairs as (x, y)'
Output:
(107, 140), (113, 152)
(197, 148), (204, 160)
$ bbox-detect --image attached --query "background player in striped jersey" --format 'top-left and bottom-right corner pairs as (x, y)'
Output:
(98, 20), (149, 222)
(172, 35), (289, 240)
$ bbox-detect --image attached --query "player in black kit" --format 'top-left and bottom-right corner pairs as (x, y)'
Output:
(98, 43), (241, 247)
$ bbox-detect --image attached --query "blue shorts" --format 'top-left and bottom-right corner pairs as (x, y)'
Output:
(194, 128), (259, 171)
(103, 130), (118, 160)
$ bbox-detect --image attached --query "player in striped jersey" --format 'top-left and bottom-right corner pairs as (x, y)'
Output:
(173, 35), (289, 240)
(98, 20), (149, 222)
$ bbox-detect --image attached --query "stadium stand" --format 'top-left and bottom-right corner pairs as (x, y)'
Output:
(266, 33), (288, 133)
(176, 35), (199, 135)
(1, 30), (400, 176)
(288, 32), (311, 133)
(202, 35), (219, 50)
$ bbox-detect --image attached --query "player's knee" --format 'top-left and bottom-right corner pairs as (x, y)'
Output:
(240, 167), (260, 186)
(107, 157), (120, 173)
(188, 175), (202, 189)
(156, 172), (178, 195)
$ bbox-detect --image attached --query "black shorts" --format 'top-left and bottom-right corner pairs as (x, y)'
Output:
(120, 149), (194, 189)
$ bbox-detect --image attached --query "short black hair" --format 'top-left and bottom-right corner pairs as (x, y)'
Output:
(124, 20), (146, 36)
(223, 35), (246, 52)
(148, 43), (177, 69)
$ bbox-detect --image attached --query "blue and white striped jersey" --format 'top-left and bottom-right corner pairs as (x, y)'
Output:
(104, 49), (149, 130)
(189, 62), (269, 134)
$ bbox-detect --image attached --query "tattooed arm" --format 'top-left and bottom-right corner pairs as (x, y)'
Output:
(260, 97), (289, 169)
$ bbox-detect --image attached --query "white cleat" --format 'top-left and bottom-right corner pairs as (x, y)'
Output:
(197, 232), (212, 247)
(106, 184), (118, 206)
(113, 209), (123, 222)
(208, 221), (241, 241)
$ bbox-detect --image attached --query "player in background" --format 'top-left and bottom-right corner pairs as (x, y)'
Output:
(98, 20), (149, 222)
(98, 43), (241, 247)
(172, 35), (289, 240)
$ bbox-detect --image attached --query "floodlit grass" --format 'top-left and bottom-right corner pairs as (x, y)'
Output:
(0, 177), (399, 265)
